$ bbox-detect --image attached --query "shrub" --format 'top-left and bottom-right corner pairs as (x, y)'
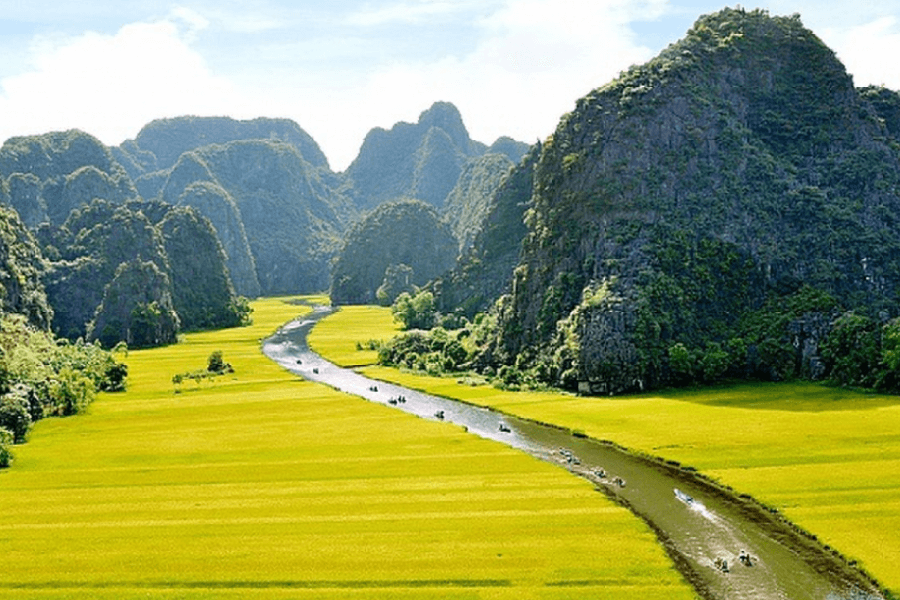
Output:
(0, 389), (32, 443)
(0, 428), (12, 468)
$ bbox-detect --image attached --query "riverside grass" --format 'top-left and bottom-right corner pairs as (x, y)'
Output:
(0, 297), (695, 600)
(310, 305), (900, 596)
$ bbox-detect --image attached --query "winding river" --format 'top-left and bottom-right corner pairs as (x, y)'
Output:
(262, 306), (885, 600)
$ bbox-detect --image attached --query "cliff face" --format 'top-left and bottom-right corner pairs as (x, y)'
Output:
(160, 140), (355, 295)
(435, 147), (537, 317)
(0, 206), (52, 329)
(330, 199), (458, 305)
(481, 8), (900, 392)
(343, 102), (526, 211)
(443, 153), (516, 254)
(0, 130), (138, 227)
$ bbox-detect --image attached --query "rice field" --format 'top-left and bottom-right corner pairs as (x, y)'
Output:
(0, 298), (695, 599)
(310, 305), (900, 597)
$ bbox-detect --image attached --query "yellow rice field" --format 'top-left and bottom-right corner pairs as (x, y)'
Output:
(0, 298), (695, 599)
(310, 305), (900, 596)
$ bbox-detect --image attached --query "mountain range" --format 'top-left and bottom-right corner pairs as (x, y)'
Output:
(0, 100), (527, 346)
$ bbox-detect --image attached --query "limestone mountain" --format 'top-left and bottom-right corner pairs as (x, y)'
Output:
(330, 199), (457, 306)
(0, 130), (138, 227)
(174, 181), (260, 298)
(343, 102), (527, 211)
(454, 8), (900, 394)
(434, 146), (538, 317)
(443, 153), (516, 253)
(0, 205), (53, 329)
(158, 206), (248, 332)
(87, 259), (180, 349)
(114, 115), (330, 177)
(41, 199), (246, 345)
(159, 139), (354, 295)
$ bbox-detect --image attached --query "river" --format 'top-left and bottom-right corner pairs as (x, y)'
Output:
(262, 306), (885, 600)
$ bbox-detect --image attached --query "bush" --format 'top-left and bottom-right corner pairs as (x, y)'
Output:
(392, 290), (437, 330)
(0, 428), (12, 468)
(0, 389), (32, 443)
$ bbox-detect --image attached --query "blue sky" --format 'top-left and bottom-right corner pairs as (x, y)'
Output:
(1, 1), (899, 170)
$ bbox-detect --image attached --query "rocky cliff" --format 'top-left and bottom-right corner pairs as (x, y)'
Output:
(330, 199), (457, 305)
(0, 130), (138, 227)
(343, 102), (527, 211)
(467, 8), (900, 393)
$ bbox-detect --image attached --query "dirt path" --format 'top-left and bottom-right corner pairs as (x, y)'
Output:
(263, 307), (886, 600)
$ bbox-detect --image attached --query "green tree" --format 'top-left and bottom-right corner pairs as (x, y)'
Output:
(392, 290), (437, 330)
(820, 312), (880, 387)
(0, 428), (12, 468)
(0, 388), (32, 443)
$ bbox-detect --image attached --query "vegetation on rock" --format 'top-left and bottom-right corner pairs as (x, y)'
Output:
(330, 199), (458, 306)
(0, 130), (137, 227)
(443, 153), (515, 253)
(426, 8), (900, 394)
(0, 206), (53, 329)
(343, 102), (527, 211)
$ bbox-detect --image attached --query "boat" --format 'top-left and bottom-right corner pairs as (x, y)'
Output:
(674, 488), (695, 505)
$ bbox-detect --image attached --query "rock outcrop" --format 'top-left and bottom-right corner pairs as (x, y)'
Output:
(465, 8), (900, 393)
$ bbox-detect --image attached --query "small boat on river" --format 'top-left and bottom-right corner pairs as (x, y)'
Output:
(674, 488), (695, 505)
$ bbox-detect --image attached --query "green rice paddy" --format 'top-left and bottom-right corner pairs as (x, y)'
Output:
(0, 298), (695, 599)
(310, 305), (900, 597)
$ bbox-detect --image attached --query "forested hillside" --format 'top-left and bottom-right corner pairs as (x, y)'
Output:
(428, 8), (900, 394)
(330, 200), (457, 306)
(0, 109), (525, 348)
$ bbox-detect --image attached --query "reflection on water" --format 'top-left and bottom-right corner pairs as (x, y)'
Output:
(263, 307), (884, 600)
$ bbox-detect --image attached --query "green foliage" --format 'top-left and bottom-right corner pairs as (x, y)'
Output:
(0, 129), (138, 226)
(0, 312), (125, 467)
(88, 259), (180, 349)
(375, 263), (415, 307)
(391, 290), (437, 331)
(0, 428), (11, 467)
(467, 7), (900, 395)
(819, 312), (880, 388)
(0, 387), (32, 443)
(172, 350), (235, 391)
(160, 205), (250, 331)
(0, 205), (53, 330)
(331, 199), (457, 305)
(207, 350), (233, 374)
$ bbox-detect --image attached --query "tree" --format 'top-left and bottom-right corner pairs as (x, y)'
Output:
(820, 312), (880, 388)
(392, 290), (437, 330)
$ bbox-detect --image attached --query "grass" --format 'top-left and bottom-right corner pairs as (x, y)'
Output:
(311, 305), (900, 597)
(0, 298), (696, 600)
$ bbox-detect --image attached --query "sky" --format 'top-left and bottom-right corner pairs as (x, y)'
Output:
(1, 1), (899, 171)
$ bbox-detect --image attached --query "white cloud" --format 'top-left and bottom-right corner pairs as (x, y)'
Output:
(820, 16), (900, 88)
(347, 1), (478, 27)
(0, 12), (235, 147)
(337, 0), (664, 164)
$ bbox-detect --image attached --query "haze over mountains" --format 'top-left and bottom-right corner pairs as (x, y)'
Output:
(4, 7), (900, 395)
